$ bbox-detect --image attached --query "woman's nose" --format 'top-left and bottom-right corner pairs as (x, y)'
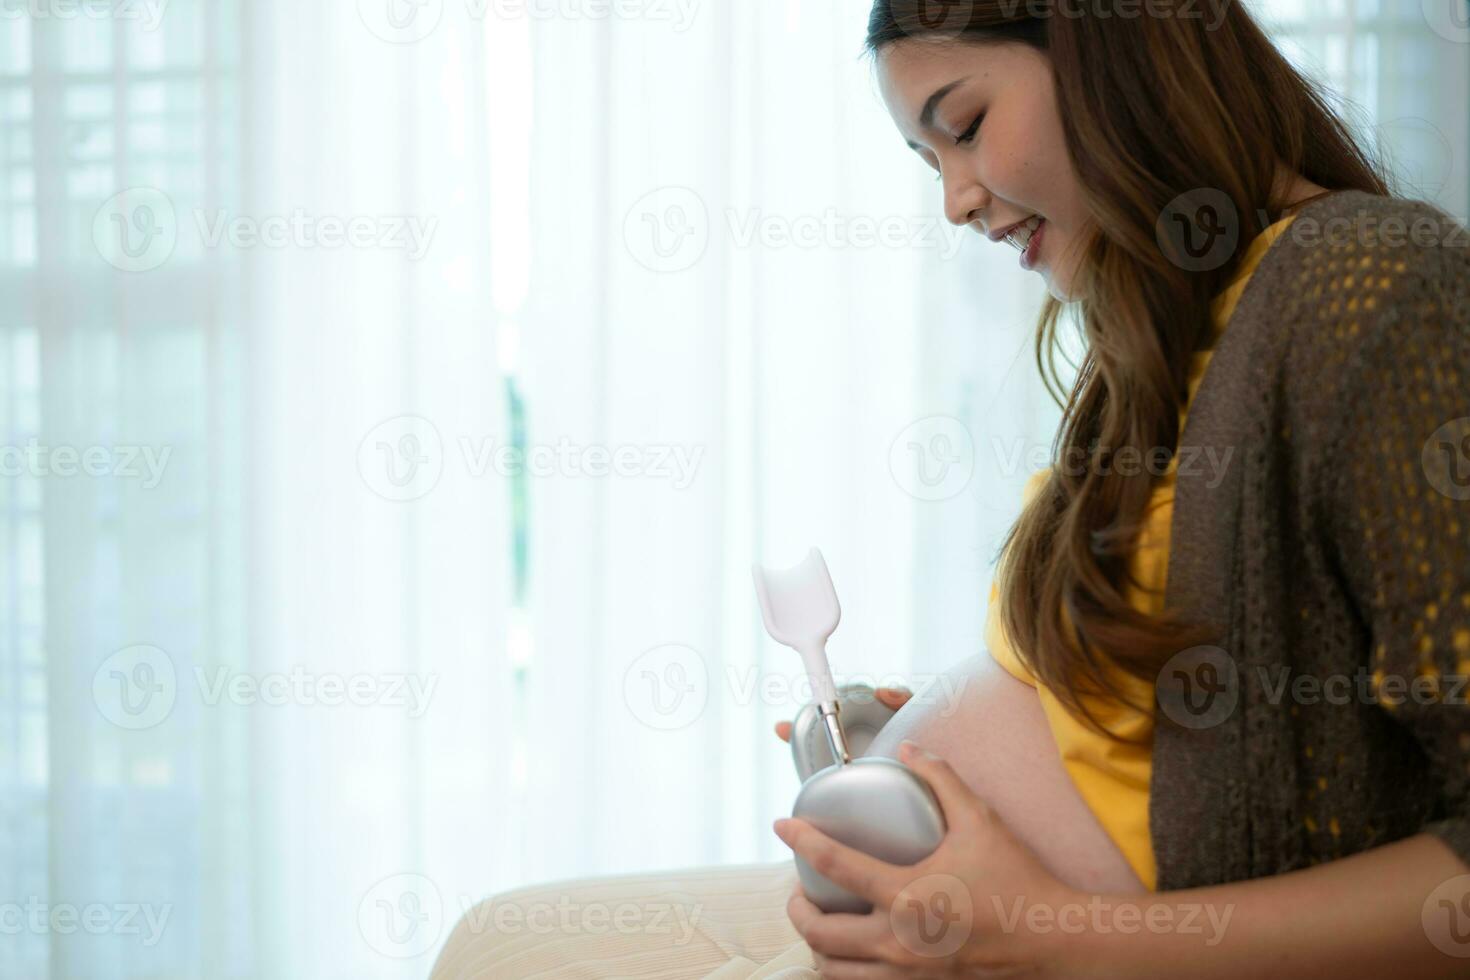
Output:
(943, 175), (989, 228)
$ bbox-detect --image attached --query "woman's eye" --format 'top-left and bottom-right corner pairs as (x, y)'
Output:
(954, 113), (984, 145)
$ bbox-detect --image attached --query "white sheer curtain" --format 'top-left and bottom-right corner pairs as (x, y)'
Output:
(513, 0), (1063, 886)
(0, 2), (1465, 978)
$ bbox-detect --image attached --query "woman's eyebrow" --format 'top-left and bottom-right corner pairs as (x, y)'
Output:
(904, 77), (970, 150)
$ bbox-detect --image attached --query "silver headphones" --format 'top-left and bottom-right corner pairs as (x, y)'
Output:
(789, 682), (901, 781)
(754, 550), (947, 915)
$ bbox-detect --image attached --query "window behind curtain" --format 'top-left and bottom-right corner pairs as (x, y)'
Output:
(1260, 0), (1470, 219)
(0, 3), (246, 977)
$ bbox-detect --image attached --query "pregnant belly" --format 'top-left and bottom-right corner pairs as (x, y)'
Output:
(865, 652), (1146, 895)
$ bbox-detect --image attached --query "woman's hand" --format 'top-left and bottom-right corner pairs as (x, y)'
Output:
(773, 740), (1083, 978)
(774, 686), (913, 743)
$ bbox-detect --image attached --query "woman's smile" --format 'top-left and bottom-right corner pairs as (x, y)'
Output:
(1011, 215), (1045, 269)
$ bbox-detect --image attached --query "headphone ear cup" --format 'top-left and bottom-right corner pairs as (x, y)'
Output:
(790, 684), (899, 782)
(791, 756), (947, 913)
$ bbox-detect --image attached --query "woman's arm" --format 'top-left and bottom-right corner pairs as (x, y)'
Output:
(1058, 832), (1468, 978)
(775, 746), (1470, 979)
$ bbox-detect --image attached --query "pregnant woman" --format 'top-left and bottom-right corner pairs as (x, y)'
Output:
(431, 2), (1469, 976)
(767, 2), (1470, 976)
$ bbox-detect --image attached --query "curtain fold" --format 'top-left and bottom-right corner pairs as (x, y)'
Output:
(239, 4), (507, 977)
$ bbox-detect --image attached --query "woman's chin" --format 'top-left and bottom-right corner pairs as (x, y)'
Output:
(1042, 264), (1082, 303)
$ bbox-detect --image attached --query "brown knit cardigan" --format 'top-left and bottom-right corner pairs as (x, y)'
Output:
(1151, 189), (1470, 890)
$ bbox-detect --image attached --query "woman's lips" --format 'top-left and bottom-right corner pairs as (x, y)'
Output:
(1018, 218), (1045, 271)
(1001, 214), (1042, 255)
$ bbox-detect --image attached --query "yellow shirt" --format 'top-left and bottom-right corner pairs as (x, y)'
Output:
(983, 213), (1300, 890)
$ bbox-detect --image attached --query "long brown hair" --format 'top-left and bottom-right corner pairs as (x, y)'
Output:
(867, 0), (1390, 732)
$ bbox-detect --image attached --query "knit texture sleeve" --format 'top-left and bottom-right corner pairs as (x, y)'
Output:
(1323, 230), (1470, 871)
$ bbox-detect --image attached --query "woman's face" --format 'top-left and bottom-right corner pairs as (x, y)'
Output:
(876, 39), (1090, 301)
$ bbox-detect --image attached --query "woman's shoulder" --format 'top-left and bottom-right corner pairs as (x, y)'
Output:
(1238, 190), (1468, 387)
(1177, 189), (1467, 490)
(1260, 189), (1470, 291)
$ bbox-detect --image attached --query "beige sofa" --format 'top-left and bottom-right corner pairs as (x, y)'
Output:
(430, 860), (818, 979)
